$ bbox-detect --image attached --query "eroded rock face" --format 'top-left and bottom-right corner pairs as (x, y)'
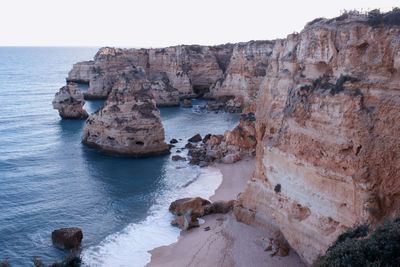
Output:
(52, 83), (88, 119)
(236, 14), (400, 264)
(81, 79), (170, 157)
(211, 40), (276, 108)
(74, 45), (233, 101)
(67, 61), (94, 84)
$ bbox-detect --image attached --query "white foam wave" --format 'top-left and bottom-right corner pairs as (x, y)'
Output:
(81, 166), (222, 267)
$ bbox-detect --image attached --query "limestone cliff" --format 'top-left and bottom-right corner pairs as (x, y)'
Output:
(62, 8), (400, 265)
(67, 61), (93, 84)
(211, 40), (276, 107)
(81, 76), (170, 157)
(73, 45), (234, 102)
(236, 11), (400, 264)
(52, 83), (88, 119)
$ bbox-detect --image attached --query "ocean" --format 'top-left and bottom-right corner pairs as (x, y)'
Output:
(0, 47), (239, 266)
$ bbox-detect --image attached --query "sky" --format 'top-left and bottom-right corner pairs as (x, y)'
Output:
(0, 0), (398, 47)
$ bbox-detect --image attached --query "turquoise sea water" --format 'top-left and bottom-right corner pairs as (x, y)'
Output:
(0, 47), (239, 266)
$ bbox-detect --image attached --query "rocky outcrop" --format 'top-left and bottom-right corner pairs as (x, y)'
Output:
(236, 11), (400, 265)
(74, 45), (234, 101)
(171, 210), (199, 230)
(169, 198), (235, 230)
(81, 77), (170, 157)
(210, 40), (276, 108)
(186, 109), (256, 166)
(67, 61), (94, 84)
(150, 79), (180, 107)
(66, 42), (276, 111)
(169, 197), (211, 217)
(60, 9), (400, 265)
(52, 227), (83, 250)
(52, 83), (88, 119)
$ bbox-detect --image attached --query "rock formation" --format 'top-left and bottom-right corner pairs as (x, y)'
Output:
(66, 41), (274, 110)
(52, 83), (89, 119)
(169, 197), (211, 217)
(169, 198), (235, 230)
(51, 227), (83, 250)
(61, 8), (400, 265)
(81, 77), (170, 157)
(70, 45), (234, 102)
(210, 40), (276, 108)
(185, 108), (257, 166)
(67, 61), (94, 84)
(235, 10), (400, 264)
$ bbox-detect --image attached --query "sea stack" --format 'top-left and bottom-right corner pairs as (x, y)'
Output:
(82, 76), (170, 157)
(52, 83), (89, 119)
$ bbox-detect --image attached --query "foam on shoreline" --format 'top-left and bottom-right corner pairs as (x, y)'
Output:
(81, 166), (222, 267)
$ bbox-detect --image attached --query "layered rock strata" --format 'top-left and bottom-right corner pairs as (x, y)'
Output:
(67, 41), (277, 110)
(236, 11), (400, 265)
(62, 9), (400, 265)
(52, 83), (89, 119)
(72, 45), (233, 102)
(67, 61), (94, 84)
(210, 40), (276, 108)
(81, 78), (170, 157)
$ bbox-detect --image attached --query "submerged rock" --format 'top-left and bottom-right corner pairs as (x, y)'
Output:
(52, 227), (83, 250)
(172, 155), (186, 161)
(188, 134), (202, 143)
(181, 99), (193, 108)
(82, 79), (170, 157)
(52, 83), (89, 120)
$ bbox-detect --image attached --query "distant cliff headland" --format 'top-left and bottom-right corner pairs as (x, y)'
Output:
(53, 9), (400, 265)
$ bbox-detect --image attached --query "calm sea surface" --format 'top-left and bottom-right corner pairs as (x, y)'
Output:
(0, 47), (239, 266)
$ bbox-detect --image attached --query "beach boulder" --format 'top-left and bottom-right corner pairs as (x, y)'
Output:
(52, 227), (83, 250)
(170, 210), (199, 230)
(169, 197), (211, 217)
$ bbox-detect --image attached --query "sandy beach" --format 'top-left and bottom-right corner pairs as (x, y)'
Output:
(147, 157), (305, 267)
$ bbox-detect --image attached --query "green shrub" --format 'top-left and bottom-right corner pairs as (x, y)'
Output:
(313, 217), (400, 266)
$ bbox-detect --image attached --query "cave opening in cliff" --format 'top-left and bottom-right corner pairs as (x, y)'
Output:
(193, 85), (210, 97)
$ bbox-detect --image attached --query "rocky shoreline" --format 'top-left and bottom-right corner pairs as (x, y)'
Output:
(147, 158), (305, 267)
(53, 9), (400, 266)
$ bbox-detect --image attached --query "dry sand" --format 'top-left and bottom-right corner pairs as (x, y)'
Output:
(147, 157), (305, 267)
